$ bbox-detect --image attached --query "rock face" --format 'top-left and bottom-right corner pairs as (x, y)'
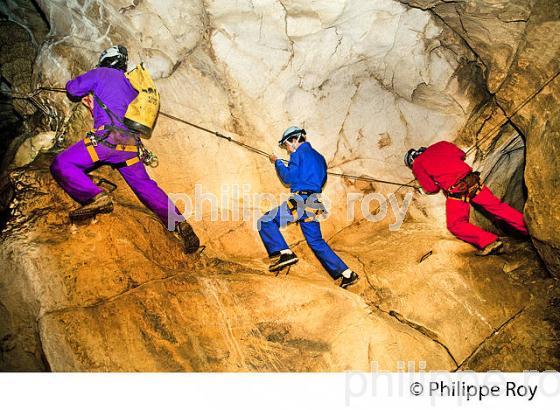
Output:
(400, 0), (560, 277)
(29, 0), (487, 246)
(2, 154), (557, 371)
(400, 0), (532, 92)
(1, 158), (458, 371)
(1, 0), (559, 372)
(0, 4), (50, 214)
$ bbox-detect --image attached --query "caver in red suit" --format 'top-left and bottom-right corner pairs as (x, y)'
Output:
(407, 141), (528, 249)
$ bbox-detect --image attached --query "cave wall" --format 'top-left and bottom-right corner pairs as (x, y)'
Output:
(22, 0), (487, 258)
(401, 0), (560, 277)
(6, 1), (559, 269)
(471, 126), (526, 235)
(0, 1), (51, 219)
(1, 0), (559, 373)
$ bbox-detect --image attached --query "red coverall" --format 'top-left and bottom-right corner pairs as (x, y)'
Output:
(412, 141), (528, 249)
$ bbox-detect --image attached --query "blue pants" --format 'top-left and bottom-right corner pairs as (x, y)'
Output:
(258, 200), (348, 279)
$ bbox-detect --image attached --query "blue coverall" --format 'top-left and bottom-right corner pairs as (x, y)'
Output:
(258, 142), (349, 279)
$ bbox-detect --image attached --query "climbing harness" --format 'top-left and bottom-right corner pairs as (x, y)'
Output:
(83, 134), (141, 168)
(93, 95), (159, 167)
(446, 171), (484, 203)
(286, 192), (327, 224)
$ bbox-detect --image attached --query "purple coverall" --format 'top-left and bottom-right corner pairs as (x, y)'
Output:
(50, 67), (183, 230)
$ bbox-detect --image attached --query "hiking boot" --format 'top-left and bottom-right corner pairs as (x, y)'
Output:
(477, 239), (504, 256)
(175, 221), (200, 254)
(69, 192), (113, 221)
(269, 252), (299, 272)
(340, 271), (359, 289)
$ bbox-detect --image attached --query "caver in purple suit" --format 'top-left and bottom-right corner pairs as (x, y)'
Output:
(50, 67), (183, 229)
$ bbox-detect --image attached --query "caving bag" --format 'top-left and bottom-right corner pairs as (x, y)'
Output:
(94, 63), (160, 139)
(122, 63), (160, 138)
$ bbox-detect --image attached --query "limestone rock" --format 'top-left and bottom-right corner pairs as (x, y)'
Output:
(327, 221), (532, 365)
(12, 131), (56, 167)
(1, 156), (455, 371)
(2, 156), (556, 371)
(1, 0), (559, 372)
(25, 0), (485, 248)
(401, 0), (560, 277)
(400, 0), (532, 92)
(494, 1), (560, 278)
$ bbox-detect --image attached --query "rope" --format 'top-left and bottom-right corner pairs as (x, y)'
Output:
(10, 86), (66, 99)
(13, 88), (416, 188)
(7, 86), (66, 144)
(15, 66), (560, 190)
(160, 112), (418, 188)
(465, 69), (560, 156)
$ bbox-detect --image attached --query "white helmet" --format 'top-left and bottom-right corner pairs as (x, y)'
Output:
(98, 45), (128, 70)
(279, 126), (306, 146)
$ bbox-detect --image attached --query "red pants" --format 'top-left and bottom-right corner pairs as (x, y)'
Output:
(446, 186), (528, 249)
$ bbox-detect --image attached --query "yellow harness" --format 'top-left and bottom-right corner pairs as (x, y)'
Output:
(286, 193), (327, 223)
(83, 134), (140, 167)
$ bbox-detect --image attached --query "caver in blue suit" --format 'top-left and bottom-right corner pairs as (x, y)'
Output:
(258, 141), (349, 279)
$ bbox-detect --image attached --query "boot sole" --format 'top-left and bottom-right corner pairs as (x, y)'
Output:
(69, 204), (114, 221)
(269, 257), (299, 272)
(477, 241), (504, 256)
(340, 276), (360, 289)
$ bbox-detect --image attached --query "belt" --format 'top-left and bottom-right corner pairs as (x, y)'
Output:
(88, 126), (139, 151)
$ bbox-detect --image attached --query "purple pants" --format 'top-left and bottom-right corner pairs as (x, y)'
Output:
(51, 139), (183, 230)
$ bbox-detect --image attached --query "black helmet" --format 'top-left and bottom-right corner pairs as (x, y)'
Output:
(404, 147), (427, 168)
(279, 126), (306, 146)
(98, 45), (128, 71)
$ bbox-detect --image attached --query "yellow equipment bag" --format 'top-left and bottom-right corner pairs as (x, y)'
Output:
(123, 63), (160, 138)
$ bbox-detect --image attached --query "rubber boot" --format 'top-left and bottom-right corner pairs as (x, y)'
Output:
(69, 192), (113, 221)
(175, 220), (200, 254)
